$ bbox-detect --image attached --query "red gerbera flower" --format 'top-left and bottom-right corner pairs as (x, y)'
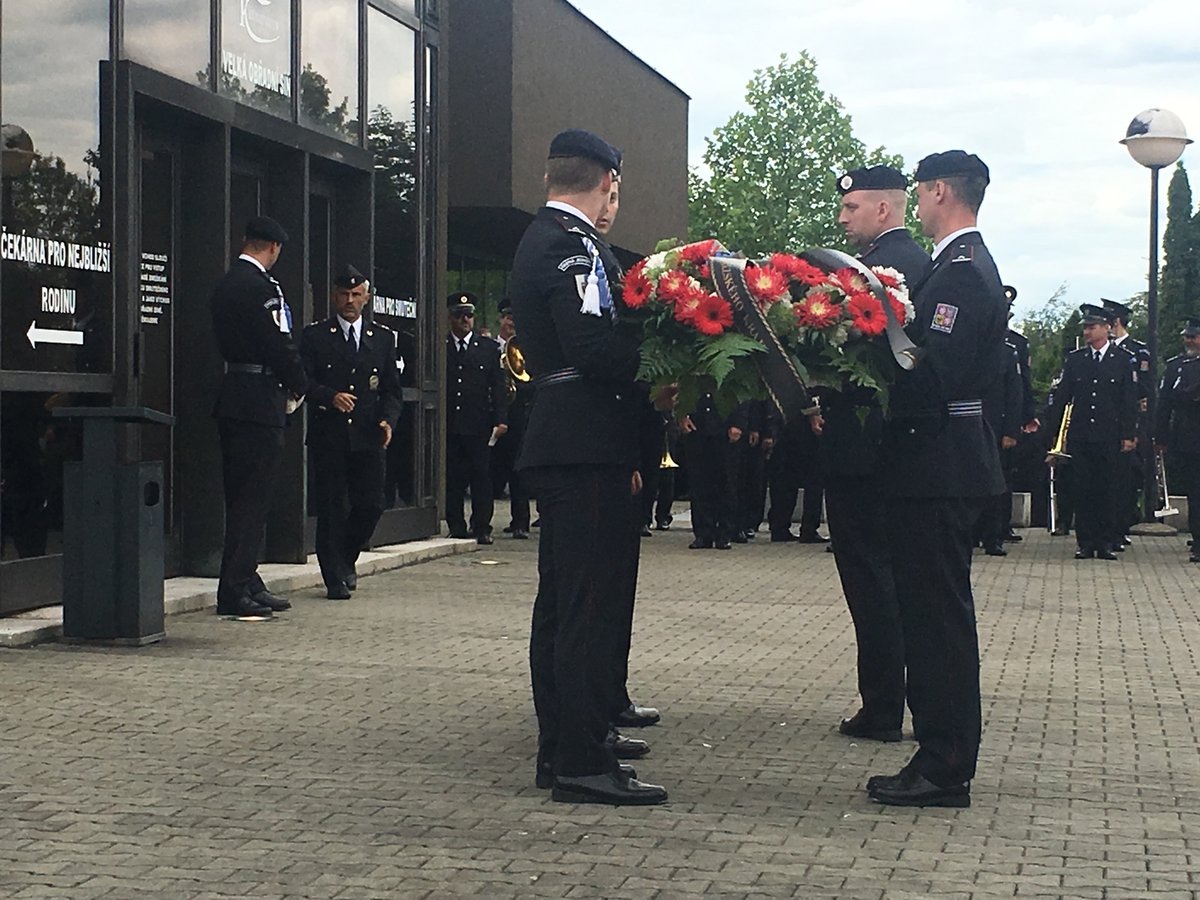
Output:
(769, 253), (804, 279)
(789, 258), (829, 287)
(656, 269), (692, 304)
(623, 267), (653, 309)
(794, 292), (843, 329)
(693, 294), (734, 336)
(678, 239), (719, 265)
(697, 262), (711, 281)
(885, 289), (908, 323)
(673, 286), (704, 324)
(875, 270), (902, 289)
(745, 265), (788, 304)
(831, 268), (869, 296)
(847, 292), (886, 336)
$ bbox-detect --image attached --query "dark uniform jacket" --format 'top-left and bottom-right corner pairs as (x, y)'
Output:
(859, 226), (932, 288)
(822, 228), (932, 477)
(1115, 335), (1152, 402)
(1048, 344), (1137, 445)
(446, 333), (508, 437)
(882, 231), (1007, 498)
(982, 343), (1023, 443)
(512, 206), (641, 470)
(1006, 329), (1036, 425)
(210, 258), (307, 426)
(300, 317), (404, 452)
(1156, 354), (1200, 451)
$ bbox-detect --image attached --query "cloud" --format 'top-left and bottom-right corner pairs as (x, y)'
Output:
(567, 0), (1200, 317)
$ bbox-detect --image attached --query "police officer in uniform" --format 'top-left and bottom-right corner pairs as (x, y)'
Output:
(1000, 285), (1040, 542)
(512, 129), (668, 806)
(682, 393), (737, 550)
(445, 292), (508, 544)
(816, 165), (931, 743)
(210, 216), (308, 618)
(867, 151), (1007, 807)
(493, 297), (533, 539)
(1046, 304), (1137, 559)
(1104, 298), (1152, 543)
(1155, 317), (1200, 562)
(300, 265), (403, 600)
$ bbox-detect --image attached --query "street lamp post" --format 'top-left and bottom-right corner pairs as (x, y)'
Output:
(1120, 108), (1191, 527)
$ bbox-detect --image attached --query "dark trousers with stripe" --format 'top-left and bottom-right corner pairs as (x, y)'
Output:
(528, 464), (632, 777)
(217, 419), (284, 604)
(885, 496), (984, 786)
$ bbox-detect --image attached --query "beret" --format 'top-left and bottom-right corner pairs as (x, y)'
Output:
(244, 215), (288, 244)
(914, 150), (990, 185)
(548, 129), (622, 175)
(836, 165), (907, 194)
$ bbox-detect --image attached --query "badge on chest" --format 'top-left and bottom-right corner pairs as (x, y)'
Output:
(931, 303), (959, 334)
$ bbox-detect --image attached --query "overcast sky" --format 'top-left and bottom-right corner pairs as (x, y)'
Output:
(568, 0), (1200, 321)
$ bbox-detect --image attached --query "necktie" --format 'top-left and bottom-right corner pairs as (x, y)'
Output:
(347, 325), (357, 353)
(1094, 349), (1101, 363)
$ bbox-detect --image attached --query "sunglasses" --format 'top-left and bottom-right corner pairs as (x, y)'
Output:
(451, 310), (474, 319)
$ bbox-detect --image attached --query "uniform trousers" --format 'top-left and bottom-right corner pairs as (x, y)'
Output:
(686, 433), (734, 542)
(446, 432), (494, 536)
(310, 442), (386, 589)
(885, 495), (984, 786)
(607, 483), (644, 719)
(825, 476), (905, 729)
(767, 459), (822, 537)
(1169, 451), (1200, 541)
(217, 419), (285, 604)
(491, 419), (531, 531)
(1070, 441), (1120, 550)
(528, 464), (632, 776)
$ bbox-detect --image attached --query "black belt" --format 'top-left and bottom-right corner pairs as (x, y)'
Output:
(946, 400), (983, 418)
(225, 363), (273, 375)
(533, 367), (582, 387)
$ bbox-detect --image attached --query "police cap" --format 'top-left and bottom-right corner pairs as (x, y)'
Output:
(333, 263), (366, 289)
(1101, 298), (1133, 322)
(244, 215), (289, 244)
(836, 165), (907, 195)
(914, 150), (990, 185)
(548, 129), (622, 175)
(1079, 303), (1112, 325)
(447, 292), (477, 313)
(1003, 285), (1018, 304)
(1181, 316), (1200, 337)
(497, 297), (513, 316)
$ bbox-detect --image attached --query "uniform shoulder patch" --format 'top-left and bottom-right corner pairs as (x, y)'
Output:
(263, 296), (281, 310)
(950, 244), (975, 264)
(930, 303), (959, 333)
(558, 255), (591, 271)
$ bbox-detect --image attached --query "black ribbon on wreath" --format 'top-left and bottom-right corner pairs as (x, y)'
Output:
(710, 255), (814, 424)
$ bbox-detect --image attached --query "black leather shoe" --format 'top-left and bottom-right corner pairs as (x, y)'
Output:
(326, 582), (352, 600)
(614, 704), (661, 728)
(731, 530), (749, 544)
(551, 771), (667, 805)
(1075, 547), (1095, 560)
(797, 531), (829, 544)
(531, 518), (541, 528)
(839, 711), (902, 743)
(536, 763), (636, 789)
(250, 589), (291, 611)
(689, 538), (713, 550)
(447, 528), (471, 539)
(608, 733), (651, 759)
(216, 595), (273, 618)
(714, 539), (732, 550)
(502, 524), (515, 533)
(640, 524), (652, 538)
(869, 769), (970, 808)
(1051, 528), (1070, 537)
(770, 532), (799, 543)
(476, 533), (494, 545)
(654, 520), (671, 531)
(344, 567), (358, 591)
(1189, 552), (1200, 563)
(511, 528), (529, 540)
(1003, 531), (1024, 543)
(1096, 547), (1118, 561)
(983, 543), (1008, 557)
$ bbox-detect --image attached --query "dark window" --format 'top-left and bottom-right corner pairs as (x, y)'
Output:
(124, 0), (211, 86)
(1, 1), (111, 375)
(219, 0), (294, 118)
(300, 0), (361, 142)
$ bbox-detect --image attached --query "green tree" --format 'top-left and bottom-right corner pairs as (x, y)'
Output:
(689, 53), (908, 256)
(1017, 282), (1077, 403)
(1159, 162), (1200, 361)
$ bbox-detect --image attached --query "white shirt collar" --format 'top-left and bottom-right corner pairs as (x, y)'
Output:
(932, 227), (981, 261)
(337, 315), (361, 340)
(238, 253), (267, 274)
(546, 200), (595, 228)
(455, 331), (473, 349)
(1092, 341), (1111, 360)
(1112, 333), (1128, 345)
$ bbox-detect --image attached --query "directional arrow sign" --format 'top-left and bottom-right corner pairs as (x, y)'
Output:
(27, 320), (84, 348)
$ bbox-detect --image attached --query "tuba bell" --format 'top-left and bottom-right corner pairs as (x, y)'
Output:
(501, 337), (531, 401)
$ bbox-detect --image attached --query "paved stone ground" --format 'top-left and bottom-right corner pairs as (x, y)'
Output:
(2, 523), (1200, 898)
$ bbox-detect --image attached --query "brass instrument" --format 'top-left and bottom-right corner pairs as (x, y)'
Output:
(1155, 454), (1180, 519)
(659, 449), (680, 469)
(500, 337), (531, 400)
(1047, 402), (1073, 533)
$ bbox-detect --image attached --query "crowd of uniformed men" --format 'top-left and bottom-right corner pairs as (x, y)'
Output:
(207, 126), (1200, 811)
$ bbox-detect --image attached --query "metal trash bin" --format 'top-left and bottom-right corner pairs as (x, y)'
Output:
(52, 407), (175, 645)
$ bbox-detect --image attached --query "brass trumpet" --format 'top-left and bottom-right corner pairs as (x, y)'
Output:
(500, 337), (531, 401)
(660, 449), (680, 469)
(1046, 401), (1072, 534)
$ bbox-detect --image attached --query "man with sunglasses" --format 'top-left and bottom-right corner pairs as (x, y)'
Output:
(445, 292), (507, 544)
